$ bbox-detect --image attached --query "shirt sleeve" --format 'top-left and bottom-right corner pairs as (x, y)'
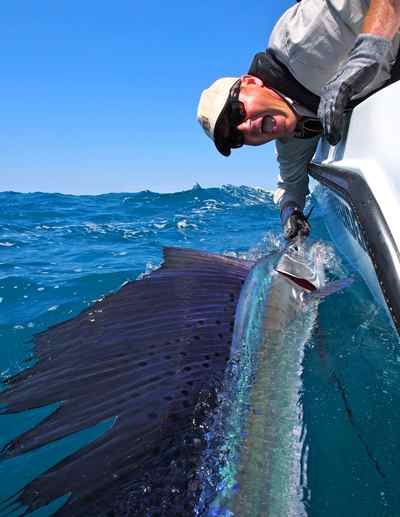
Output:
(273, 136), (320, 211)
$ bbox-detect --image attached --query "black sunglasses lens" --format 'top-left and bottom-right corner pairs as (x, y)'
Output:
(229, 128), (244, 148)
(230, 100), (246, 126)
(224, 80), (245, 151)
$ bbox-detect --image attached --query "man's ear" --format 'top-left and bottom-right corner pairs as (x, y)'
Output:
(240, 74), (264, 87)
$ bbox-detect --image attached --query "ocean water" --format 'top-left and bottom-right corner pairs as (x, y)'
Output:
(0, 186), (399, 516)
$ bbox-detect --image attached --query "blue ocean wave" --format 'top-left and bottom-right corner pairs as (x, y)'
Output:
(0, 186), (399, 516)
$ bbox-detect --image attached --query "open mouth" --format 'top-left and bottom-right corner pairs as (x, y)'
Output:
(262, 115), (277, 134)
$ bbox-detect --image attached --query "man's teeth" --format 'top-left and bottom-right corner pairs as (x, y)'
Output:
(262, 116), (275, 133)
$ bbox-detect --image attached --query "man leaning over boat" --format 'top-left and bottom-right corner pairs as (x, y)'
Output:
(197, 0), (400, 240)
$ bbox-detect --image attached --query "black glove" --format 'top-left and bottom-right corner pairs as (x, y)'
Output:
(318, 34), (393, 146)
(281, 204), (310, 241)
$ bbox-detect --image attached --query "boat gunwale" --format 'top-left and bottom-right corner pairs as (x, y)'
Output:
(309, 161), (400, 334)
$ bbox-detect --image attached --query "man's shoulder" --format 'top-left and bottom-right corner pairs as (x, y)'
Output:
(269, 0), (368, 51)
(268, 0), (369, 95)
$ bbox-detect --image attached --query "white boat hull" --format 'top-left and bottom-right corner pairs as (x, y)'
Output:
(310, 81), (400, 333)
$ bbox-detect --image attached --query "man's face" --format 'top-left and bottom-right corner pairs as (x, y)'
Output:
(236, 75), (298, 145)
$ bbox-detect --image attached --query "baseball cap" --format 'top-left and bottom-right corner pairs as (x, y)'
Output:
(197, 77), (240, 157)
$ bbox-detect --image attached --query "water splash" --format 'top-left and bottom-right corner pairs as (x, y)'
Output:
(195, 242), (336, 517)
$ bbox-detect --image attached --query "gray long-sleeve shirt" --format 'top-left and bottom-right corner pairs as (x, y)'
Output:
(267, 0), (399, 210)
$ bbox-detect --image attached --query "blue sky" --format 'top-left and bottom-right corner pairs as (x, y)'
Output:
(0, 1), (293, 194)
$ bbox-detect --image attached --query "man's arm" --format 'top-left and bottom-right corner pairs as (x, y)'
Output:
(274, 136), (319, 239)
(363, 0), (400, 38)
(319, 0), (400, 145)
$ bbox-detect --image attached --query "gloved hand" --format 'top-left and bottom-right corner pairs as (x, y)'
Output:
(318, 34), (393, 146)
(281, 203), (310, 241)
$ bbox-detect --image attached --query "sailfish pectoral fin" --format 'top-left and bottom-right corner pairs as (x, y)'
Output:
(0, 247), (253, 516)
(303, 277), (354, 301)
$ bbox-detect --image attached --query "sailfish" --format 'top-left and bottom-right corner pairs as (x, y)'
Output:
(0, 245), (349, 516)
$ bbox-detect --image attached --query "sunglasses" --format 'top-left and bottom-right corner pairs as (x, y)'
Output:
(227, 80), (246, 149)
